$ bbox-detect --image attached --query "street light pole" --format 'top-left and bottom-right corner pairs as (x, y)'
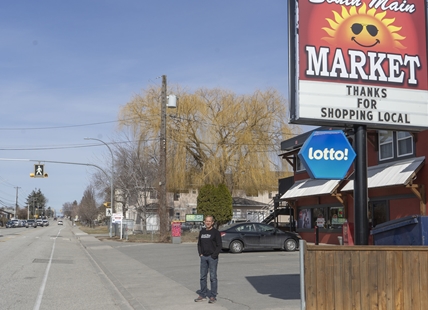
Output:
(84, 137), (115, 237)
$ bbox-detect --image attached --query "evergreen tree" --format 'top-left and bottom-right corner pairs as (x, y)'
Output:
(26, 189), (48, 218)
(197, 183), (232, 227)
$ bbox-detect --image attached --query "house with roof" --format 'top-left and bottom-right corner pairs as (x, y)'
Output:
(121, 188), (279, 232)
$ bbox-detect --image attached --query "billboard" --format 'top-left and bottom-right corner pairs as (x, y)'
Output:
(289, 0), (428, 131)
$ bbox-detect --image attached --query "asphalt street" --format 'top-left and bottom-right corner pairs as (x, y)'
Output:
(0, 221), (301, 310)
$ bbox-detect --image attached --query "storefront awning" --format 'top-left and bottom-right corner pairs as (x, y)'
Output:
(342, 156), (425, 191)
(280, 179), (341, 200)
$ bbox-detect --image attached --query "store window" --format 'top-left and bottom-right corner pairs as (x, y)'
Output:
(379, 130), (414, 161)
(298, 205), (346, 230)
(328, 207), (346, 228)
(298, 208), (312, 229)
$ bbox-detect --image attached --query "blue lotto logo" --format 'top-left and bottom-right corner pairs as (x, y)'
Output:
(307, 147), (349, 161)
(298, 130), (356, 179)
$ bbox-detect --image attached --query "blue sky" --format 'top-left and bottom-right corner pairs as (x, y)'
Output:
(0, 0), (300, 215)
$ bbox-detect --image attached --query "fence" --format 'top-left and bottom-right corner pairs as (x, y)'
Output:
(300, 241), (428, 310)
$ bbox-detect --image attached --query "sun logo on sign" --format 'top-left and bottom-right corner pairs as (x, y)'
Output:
(322, 3), (406, 52)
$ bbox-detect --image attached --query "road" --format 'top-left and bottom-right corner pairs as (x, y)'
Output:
(0, 221), (301, 310)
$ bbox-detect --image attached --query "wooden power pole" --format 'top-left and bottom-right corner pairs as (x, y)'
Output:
(159, 75), (168, 241)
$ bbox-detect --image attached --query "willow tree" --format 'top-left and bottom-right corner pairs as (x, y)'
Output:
(119, 86), (296, 194)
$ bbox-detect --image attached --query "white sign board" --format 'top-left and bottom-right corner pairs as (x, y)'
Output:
(289, 0), (428, 131)
(112, 213), (123, 223)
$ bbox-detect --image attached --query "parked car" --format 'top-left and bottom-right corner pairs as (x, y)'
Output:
(36, 219), (44, 227)
(227, 219), (250, 225)
(58, 220), (63, 225)
(22, 220), (29, 228)
(12, 219), (20, 227)
(5, 220), (14, 228)
(42, 219), (49, 226)
(220, 222), (301, 253)
(180, 222), (193, 232)
(27, 219), (37, 228)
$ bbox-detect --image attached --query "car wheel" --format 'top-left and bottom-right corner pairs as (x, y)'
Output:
(229, 240), (244, 253)
(284, 239), (297, 251)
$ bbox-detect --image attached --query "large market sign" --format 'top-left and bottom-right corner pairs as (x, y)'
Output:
(289, 0), (428, 131)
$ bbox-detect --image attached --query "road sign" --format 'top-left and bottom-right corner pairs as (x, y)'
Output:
(298, 130), (356, 179)
(112, 213), (123, 223)
(106, 208), (112, 217)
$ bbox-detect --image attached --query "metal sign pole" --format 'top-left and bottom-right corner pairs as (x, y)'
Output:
(354, 125), (369, 245)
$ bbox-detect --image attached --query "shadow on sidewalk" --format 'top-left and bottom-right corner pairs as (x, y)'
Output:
(246, 274), (300, 300)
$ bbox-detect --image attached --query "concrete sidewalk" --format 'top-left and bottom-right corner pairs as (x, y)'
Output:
(72, 227), (228, 310)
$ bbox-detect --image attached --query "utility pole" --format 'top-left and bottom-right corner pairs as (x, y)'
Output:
(14, 187), (20, 219)
(33, 197), (36, 218)
(159, 75), (168, 241)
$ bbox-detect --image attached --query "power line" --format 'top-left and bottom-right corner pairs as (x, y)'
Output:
(0, 116), (143, 131)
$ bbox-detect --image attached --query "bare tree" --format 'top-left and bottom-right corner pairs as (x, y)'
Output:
(16, 206), (27, 219)
(78, 186), (99, 227)
(112, 136), (157, 233)
(62, 201), (78, 219)
(119, 86), (297, 194)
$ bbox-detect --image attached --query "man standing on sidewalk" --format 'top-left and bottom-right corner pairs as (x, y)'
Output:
(195, 215), (222, 304)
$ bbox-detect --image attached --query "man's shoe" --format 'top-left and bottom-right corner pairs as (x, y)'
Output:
(194, 296), (206, 302)
(208, 297), (217, 303)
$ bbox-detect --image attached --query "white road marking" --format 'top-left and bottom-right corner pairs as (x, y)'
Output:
(33, 228), (63, 310)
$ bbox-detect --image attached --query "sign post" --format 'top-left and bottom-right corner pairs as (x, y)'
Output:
(112, 213), (123, 239)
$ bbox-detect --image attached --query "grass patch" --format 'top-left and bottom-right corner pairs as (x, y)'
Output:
(78, 225), (109, 234)
(126, 231), (199, 243)
(95, 230), (199, 243)
(77, 224), (200, 243)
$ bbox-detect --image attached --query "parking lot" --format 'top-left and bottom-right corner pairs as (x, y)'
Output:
(99, 240), (302, 310)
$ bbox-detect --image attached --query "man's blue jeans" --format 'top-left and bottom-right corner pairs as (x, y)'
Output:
(199, 255), (218, 298)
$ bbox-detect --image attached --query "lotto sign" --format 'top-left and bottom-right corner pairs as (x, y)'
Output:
(289, 0), (428, 131)
(298, 131), (356, 179)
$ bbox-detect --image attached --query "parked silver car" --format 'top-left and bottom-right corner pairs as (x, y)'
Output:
(27, 219), (38, 228)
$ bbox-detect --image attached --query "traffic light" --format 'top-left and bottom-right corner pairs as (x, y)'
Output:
(30, 164), (48, 178)
(103, 202), (111, 207)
